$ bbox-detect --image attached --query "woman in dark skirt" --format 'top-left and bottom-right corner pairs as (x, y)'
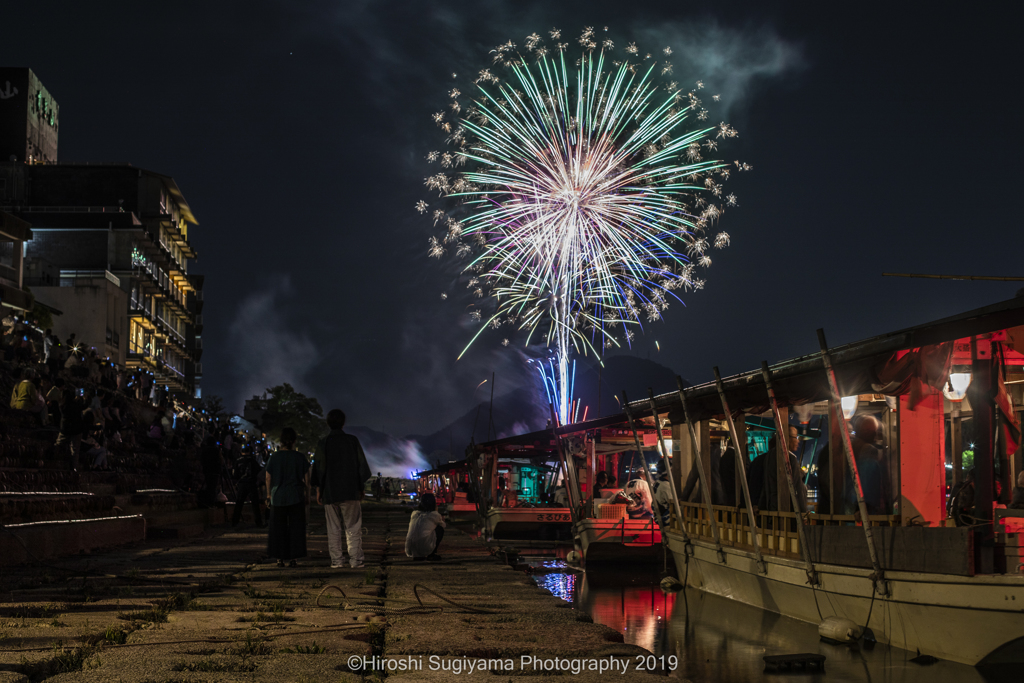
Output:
(263, 427), (310, 567)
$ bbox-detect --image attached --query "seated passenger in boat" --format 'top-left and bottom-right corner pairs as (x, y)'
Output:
(553, 484), (569, 507)
(1010, 471), (1024, 510)
(719, 447), (740, 506)
(594, 470), (616, 498)
(654, 469), (673, 524)
(844, 416), (886, 515)
(405, 493), (446, 561)
(751, 427), (808, 512)
(681, 447), (726, 505)
(615, 479), (654, 519)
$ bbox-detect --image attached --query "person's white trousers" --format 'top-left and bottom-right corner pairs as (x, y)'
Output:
(325, 500), (363, 567)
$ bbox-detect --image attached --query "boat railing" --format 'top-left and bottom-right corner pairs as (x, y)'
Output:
(672, 500), (899, 559)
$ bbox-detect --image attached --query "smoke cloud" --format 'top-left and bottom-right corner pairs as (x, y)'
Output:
(227, 276), (320, 409)
(213, 2), (805, 437)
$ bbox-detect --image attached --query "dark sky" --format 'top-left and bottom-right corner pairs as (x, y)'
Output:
(3, 1), (1022, 437)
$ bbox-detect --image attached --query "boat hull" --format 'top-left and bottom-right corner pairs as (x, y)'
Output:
(665, 529), (1024, 666)
(575, 517), (663, 565)
(485, 508), (573, 541)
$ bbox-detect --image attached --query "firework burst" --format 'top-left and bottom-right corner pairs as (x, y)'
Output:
(420, 28), (748, 421)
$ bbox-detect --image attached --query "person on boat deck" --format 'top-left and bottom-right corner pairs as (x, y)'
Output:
(654, 468), (674, 524)
(680, 446), (726, 505)
(617, 479), (654, 519)
(752, 425), (808, 512)
(1009, 471), (1024, 510)
(497, 475), (508, 507)
(719, 446), (742, 507)
(553, 483), (570, 507)
(844, 415), (886, 515)
(406, 492), (446, 561)
(594, 470), (617, 499)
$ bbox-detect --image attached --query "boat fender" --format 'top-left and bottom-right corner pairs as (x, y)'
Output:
(659, 576), (683, 593)
(818, 616), (863, 644)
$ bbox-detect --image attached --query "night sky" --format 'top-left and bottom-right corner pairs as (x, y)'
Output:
(3, 1), (1022, 437)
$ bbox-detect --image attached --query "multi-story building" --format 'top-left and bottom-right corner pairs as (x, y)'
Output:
(0, 67), (58, 164)
(3, 162), (203, 398)
(0, 210), (33, 313)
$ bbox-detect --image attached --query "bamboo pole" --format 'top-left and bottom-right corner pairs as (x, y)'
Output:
(817, 329), (888, 596)
(645, 387), (687, 543)
(760, 361), (819, 587)
(548, 403), (579, 526)
(673, 380), (725, 562)
(622, 390), (677, 547)
(713, 367), (766, 572)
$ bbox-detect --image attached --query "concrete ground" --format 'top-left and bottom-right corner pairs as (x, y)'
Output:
(0, 503), (668, 682)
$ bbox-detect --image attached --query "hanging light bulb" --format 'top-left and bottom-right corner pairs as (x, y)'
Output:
(942, 373), (972, 402)
(841, 395), (859, 420)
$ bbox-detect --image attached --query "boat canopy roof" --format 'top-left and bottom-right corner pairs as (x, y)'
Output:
(416, 459), (470, 477)
(478, 296), (1024, 448)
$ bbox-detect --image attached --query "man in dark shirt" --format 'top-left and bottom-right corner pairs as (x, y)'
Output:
(313, 409), (371, 569)
(231, 442), (265, 526)
(200, 436), (224, 507)
(55, 392), (87, 470)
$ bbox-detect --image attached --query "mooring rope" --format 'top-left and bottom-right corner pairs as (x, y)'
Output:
(315, 583), (497, 614)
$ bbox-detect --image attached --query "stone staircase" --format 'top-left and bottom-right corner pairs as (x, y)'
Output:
(0, 413), (227, 566)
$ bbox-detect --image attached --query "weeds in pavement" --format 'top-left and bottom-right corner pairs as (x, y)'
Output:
(104, 625), (128, 644)
(280, 641), (327, 654)
(234, 629), (273, 656)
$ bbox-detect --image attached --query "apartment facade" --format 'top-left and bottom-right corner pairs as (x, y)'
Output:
(3, 162), (203, 397)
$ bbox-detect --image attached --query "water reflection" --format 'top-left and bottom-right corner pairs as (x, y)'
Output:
(531, 558), (576, 601)
(533, 562), (1016, 683)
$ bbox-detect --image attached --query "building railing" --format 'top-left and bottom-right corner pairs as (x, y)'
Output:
(0, 264), (19, 286)
(57, 270), (120, 287)
(3, 205), (125, 214)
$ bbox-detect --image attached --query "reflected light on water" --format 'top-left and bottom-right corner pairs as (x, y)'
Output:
(528, 561), (1015, 683)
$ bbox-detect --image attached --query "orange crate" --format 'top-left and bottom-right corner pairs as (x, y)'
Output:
(598, 504), (627, 520)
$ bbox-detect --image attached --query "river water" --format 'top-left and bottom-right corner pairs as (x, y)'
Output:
(529, 560), (1016, 683)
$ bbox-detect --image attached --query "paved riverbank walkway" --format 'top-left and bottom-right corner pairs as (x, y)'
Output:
(0, 503), (664, 682)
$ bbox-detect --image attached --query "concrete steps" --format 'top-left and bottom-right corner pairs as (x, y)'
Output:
(0, 514), (146, 565)
(0, 467), (222, 563)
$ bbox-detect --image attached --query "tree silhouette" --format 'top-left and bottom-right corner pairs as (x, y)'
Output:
(260, 383), (328, 454)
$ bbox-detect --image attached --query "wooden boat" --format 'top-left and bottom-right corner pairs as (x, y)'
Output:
(415, 460), (477, 519)
(478, 297), (1024, 666)
(475, 420), (669, 563)
(649, 297), (1024, 667)
(467, 447), (573, 541)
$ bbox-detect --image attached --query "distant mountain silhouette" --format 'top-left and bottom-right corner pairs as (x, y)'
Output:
(404, 354), (686, 463)
(348, 354), (686, 475)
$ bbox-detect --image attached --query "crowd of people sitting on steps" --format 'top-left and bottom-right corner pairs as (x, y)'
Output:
(1, 312), (221, 479)
(3, 311), (447, 569)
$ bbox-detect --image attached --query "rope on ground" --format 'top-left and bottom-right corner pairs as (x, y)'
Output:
(315, 583), (497, 615)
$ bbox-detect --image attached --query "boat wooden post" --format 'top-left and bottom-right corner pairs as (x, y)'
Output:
(467, 448), (488, 526)
(713, 367), (766, 574)
(951, 412), (963, 491)
(622, 390), (679, 549)
(761, 361), (820, 587)
(646, 387), (688, 546)
(548, 403), (580, 526)
(817, 329), (889, 596)
(672, 380), (725, 562)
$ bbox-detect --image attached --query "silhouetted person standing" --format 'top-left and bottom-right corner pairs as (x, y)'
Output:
(313, 410), (372, 569)
(264, 427), (310, 567)
(232, 443), (265, 527)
